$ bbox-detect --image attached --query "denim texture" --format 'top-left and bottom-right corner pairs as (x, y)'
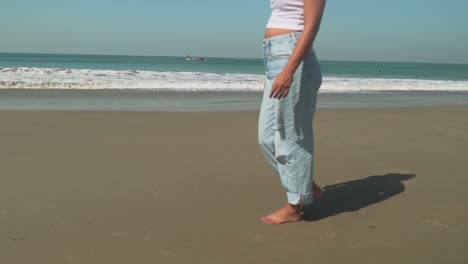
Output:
(258, 32), (322, 205)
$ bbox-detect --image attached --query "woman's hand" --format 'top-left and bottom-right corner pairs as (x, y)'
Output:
(270, 69), (294, 99)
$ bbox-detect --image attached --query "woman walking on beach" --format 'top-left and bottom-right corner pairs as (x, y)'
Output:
(258, 0), (326, 224)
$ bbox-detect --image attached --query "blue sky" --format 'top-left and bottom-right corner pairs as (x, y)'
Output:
(1, 0), (467, 63)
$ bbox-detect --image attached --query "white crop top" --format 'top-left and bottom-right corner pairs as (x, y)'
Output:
(266, 0), (304, 31)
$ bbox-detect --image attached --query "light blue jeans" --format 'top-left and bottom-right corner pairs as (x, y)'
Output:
(258, 32), (322, 205)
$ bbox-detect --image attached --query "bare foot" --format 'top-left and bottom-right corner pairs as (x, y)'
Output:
(313, 182), (324, 201)
(261, 204), (302, 225)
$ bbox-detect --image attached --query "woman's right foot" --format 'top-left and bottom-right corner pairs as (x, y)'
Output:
(260, 203), (302, 225)
(261, 183), (323, 224)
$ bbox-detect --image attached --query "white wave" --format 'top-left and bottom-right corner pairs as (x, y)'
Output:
(323, 77), (468, 92)
(1, 67), (467, 92)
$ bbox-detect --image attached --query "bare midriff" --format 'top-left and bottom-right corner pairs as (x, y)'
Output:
(265, 28), (301, 39)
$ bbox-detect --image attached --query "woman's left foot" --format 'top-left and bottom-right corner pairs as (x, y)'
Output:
(260, 204), (302, 225)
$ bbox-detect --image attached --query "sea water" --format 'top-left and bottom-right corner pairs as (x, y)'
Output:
(1, 53), (468, 111)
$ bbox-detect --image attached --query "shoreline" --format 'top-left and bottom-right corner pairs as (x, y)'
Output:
(1, 90), (468, 111)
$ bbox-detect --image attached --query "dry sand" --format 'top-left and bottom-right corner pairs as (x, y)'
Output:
(1, 106), (467, 263)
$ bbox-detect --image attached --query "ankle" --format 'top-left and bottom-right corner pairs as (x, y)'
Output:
(287, 203), (302, 213)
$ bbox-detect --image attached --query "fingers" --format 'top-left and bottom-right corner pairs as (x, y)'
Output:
(269, 85), (289, 99)
(270, 87), (279, 98)
(271, 87), (281, 99)
(279, 88), (289, 99)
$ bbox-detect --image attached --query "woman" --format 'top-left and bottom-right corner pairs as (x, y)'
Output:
(258, 0), (326, 224)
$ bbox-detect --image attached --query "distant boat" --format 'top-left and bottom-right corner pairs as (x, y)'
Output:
(186, 55), (207, 61)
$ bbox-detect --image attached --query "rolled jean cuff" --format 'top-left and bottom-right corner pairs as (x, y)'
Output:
(287, 192), (313, 205)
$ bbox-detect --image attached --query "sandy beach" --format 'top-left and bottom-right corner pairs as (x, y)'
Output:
(1, 106), (467, 263)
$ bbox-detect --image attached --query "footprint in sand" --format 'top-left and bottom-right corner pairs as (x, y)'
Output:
(272, 237), (295, 249)
(320, 231), (337, 239)
(424, 219), (449, 229)
(250, 234), (265, 243)
(141, 233), (151, 241)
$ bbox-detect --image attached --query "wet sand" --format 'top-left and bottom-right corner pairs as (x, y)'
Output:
(1, 106), (467, 263)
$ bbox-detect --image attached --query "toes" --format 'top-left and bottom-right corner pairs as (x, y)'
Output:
(261, 213), (302, 225)
(261, 216), (275, 225)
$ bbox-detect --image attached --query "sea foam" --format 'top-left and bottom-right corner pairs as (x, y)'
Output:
(1, 67), (467, 92)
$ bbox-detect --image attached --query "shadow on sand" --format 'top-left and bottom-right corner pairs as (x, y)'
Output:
(303, 173), (416, 221)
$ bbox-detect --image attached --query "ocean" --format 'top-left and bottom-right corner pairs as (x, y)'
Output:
(1, 52), (468, 111)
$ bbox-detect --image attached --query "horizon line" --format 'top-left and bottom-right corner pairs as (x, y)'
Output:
(0, 51), (467, 66)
